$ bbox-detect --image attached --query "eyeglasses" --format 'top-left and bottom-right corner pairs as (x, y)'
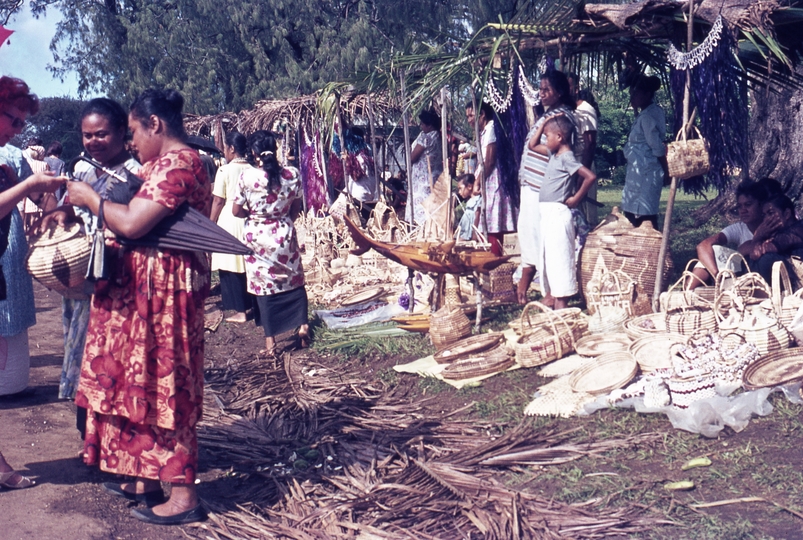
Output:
(1, 111), (26, 129)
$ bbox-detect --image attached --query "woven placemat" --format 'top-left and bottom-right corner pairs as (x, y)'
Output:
(340, 286), (386, 306)
(523, 376), (595, 418)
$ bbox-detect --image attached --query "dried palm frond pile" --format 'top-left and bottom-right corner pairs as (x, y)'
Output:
(197, 353), (672, 539)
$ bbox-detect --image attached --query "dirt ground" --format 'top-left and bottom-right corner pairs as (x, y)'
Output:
(5, 282), (803, 539)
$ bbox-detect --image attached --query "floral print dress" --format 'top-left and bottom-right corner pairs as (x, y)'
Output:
(234, 166), (305, 296)
(75, 149), (210, 484)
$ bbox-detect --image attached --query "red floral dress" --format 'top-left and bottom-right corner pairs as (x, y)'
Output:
(75, 149), (211, 484)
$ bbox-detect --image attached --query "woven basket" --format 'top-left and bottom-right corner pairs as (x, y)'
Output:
(743, 348), (803, 390)
(580, 210), (671, 313)
(509, 305), (582, 335)
(740, 314), (790, 357)
(429, 306), (472, 350)
(665, 305), (717, 336)
(443, 274), (463, 306)
(513, 302), (584, 368)
(659, 260), (714, 312)
(771, 261), (803, 328)
(667, 126), (710, 180)
(668, 374), (717, 409)
(623, 312), (667, 340)
(481, 262), (516, 303)
(441, 343), (515, 380)
(587, 306), (628, 335)
(585, 269), (637, 316)
(26, 222), (91, 296)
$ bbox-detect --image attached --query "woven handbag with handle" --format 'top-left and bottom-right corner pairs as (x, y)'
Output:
(514, 301), (586, 368)
(26, 222), (91, 298)
(667, 124), (709, 180)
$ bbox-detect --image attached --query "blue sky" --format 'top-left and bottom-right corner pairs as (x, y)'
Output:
(1, 4), (80, 97)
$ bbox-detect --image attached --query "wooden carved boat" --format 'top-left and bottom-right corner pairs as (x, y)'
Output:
(344, 216), (512, 274)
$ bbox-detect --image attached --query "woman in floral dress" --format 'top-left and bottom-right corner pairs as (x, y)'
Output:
(407, 109), (443, 225)
(67, 88), (209, 525)
(233, 130), (308, 356)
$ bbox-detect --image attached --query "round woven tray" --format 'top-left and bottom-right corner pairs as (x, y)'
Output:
(574, 332), (632, 357)
(623, 312), (667, 341)
(441, 344), (515, 380)
(569, 351), (638, 395)
(742, 348), (803, 390)
(433, 333), (504, 365)
(629, 334), (687, 373)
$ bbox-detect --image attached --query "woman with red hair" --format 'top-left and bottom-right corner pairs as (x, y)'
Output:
(0, 76), (65, 488)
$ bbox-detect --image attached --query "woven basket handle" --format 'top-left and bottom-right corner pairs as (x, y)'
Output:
(714, 289), (744, 324)
(674, 107), (699, 143)
(771, 261), (792, 318)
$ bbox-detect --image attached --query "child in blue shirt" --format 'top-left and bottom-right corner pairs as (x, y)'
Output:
(456, 174), (483, 241)
(527, 115), (596, 309)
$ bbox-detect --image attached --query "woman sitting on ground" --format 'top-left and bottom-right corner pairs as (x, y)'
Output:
(747, 194), (803, 284)
(233, 130), (309, 356)
(689, 181), (767, 288)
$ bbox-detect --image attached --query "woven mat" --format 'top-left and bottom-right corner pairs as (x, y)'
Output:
(393, 328), (520, 389)
(523, 376), (596, 418)
(538, 354), (595, 378)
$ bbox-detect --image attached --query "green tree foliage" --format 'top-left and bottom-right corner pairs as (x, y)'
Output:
(19, 96), (85, 160)
(36, 0), (475, 114)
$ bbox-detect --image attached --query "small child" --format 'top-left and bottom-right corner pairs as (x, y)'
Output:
(455, 173), (482, 241)
(527, 115), (596, 310)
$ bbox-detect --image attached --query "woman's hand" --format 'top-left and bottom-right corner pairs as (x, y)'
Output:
(66, 181), (100, 210)
(753, 214), (783, 241)
(31, 207), (76, 234)
(27, 171), (67, 194)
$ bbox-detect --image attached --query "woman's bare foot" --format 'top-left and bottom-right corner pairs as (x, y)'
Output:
(225, 312), (247, 323)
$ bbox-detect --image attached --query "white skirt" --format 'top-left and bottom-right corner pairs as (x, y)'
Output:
(0, 330), (30, 395)
(517, 186), (541, 268)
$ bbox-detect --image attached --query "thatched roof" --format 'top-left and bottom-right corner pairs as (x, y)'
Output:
(184, 91), (400, 140)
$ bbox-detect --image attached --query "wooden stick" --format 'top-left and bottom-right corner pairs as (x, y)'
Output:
(653, 0), (694, 311)
(401, 71), (414, 223)
(366, 94), (382, 201)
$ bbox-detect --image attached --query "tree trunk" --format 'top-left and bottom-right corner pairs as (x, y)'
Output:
(693, 65), (803, 225)
(748, 65), (803, 200)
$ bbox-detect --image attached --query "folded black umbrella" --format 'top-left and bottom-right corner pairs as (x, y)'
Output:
(68, 154), (251, 255)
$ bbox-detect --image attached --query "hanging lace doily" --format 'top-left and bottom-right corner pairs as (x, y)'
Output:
(483, 66), (514, 112)
(667, 15), (723, 71)
(518, 65), (541, 106)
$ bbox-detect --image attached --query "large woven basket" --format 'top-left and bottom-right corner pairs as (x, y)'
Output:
(580, 209), (671, 313)
(480, 262), (516, 303)
(441, 343), (515, 380)
(513, 302), (585, 368)
(665, 305), (717, 336)
(429, 306), (472, 350)
(26, 222), (91, 296)
(667, 126), (710, 180)
(509, 305), (582, 335)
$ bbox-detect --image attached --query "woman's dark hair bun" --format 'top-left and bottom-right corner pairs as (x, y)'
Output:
(129, 88), (187, 140)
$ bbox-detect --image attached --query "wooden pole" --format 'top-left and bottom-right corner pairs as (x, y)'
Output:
(401, 72), (414, 223)
(653, 0), (694, 310)
(471, 93), (489, 239)
(441, 86), (451, 239)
